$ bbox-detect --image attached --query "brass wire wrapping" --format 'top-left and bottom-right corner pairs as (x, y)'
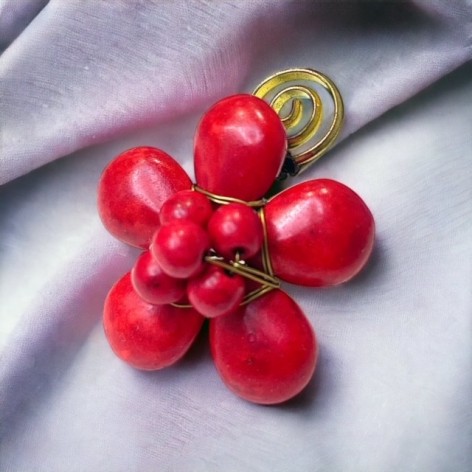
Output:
(257, 206), (274, 277)
(171, 187), (279, 308)
(192, 185), (267, 208)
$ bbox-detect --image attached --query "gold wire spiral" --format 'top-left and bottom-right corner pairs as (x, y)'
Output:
(253, 68), (344, 174)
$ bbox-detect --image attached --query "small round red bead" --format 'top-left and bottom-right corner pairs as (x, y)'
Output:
(159, 189), (213, 227)
(131, 250), (186, 305)
(151, 220), (210, 279)
(187, 265), (246, 318)
(208, 202), (264, 260)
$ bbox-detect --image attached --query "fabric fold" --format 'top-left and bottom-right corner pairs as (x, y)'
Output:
(0, 0), (49, 50)
(1, 0), (471, 184)
(0, 1), (471, 471)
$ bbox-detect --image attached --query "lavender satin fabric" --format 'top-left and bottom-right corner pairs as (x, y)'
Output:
(1, 1), (471, 471)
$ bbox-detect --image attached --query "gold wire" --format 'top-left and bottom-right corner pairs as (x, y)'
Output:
(193, 185), (266, 208)
(271, 85), (323, 147)
(171, 301), (193, 308)
(242, 285), (274, 305)
(205, 256), (279, 289)
(253, 68), (344, 174)
(279, 98), (302, 128)
(170, 258), (278, 309)
(257, 207), (274, 277)
(170, 190), (279, 309)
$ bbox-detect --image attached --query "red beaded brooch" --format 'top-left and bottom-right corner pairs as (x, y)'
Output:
(97, 69), (375, 405)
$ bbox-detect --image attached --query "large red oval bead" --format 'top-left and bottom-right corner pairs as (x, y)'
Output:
(103, 272), (204, 370)
(210, 289), (317, 404)
(98, 146), (191, 248)
(194, 94), (286, 201)
(265, 179), (375, 287)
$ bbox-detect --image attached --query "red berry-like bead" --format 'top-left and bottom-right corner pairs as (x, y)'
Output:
(98, 147), (191, 248)
(210, 289), (317, 404)
(265, 179), (375, 287)
(187, 265), (245, 318)
(208, 203), (263, 260)
(131, 250), (186, 305)
(194, 94), (287, 201)
(104, 272), (204, 370)
(151, 220), (210, 279)
(159, 189), (213, 227)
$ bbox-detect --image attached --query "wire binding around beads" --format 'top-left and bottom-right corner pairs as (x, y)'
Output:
(171, 186), (279, 309)
(192, 184), (267, 208)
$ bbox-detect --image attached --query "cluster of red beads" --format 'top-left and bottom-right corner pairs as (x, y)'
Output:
(98, 92), (375, 405)
(131, 189), (265, 319)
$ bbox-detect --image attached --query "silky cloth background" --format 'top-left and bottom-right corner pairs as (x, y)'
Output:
(0, 1), (471, 471)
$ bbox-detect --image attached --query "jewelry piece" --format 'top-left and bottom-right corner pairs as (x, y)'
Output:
(97, 69), (375, 405)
